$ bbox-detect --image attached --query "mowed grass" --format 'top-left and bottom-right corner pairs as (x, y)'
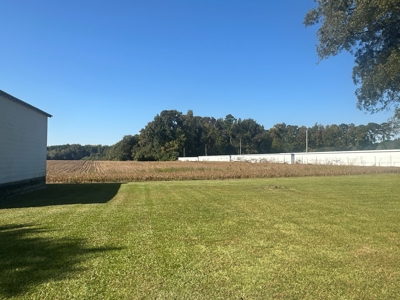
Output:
(0, 175), (399, 299)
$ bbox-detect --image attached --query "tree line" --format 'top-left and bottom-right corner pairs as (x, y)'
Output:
(47, 144), (111, 160)
(47, 110), (400, 161)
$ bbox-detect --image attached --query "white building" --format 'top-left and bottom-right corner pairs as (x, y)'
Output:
(0, 90), (52, 197)
(179, 150), (400, 167)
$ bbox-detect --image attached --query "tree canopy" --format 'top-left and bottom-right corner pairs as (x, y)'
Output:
(48, 110), (400, 161)
(304, 0), (400, 114)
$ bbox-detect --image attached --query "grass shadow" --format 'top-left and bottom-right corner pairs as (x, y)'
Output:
(0, 223), (122, 298)
(0, 183), (121, 209)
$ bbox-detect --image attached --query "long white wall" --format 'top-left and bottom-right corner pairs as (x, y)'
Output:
(294, 150), (400, 167)
(178, 150), (400, 167)
(0, 95), (49, 184)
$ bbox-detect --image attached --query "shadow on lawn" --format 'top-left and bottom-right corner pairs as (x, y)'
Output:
(0, 183), (122, 209)
(0, 224), (122, 298)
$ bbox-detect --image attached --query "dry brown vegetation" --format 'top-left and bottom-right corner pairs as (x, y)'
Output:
(46, 160), (400, 183)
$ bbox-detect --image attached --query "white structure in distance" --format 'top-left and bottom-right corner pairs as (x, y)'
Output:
(178, 150), (400, 167)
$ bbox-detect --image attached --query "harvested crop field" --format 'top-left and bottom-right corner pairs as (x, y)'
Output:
(46, 160), (400, 183)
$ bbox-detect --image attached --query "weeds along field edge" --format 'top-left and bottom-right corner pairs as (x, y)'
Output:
(46, 160), (400, 183)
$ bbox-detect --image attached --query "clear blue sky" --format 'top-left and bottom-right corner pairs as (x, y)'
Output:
(1, 0), (393, 146)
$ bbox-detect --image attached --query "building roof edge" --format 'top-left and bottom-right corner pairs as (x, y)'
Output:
(0, 90), (52, 118)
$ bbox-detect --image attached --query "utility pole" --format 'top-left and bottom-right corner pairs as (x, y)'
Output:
(239, 138), (242, 155)
(205, 144), (207, 156)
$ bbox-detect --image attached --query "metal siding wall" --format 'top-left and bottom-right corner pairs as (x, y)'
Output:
(0, 96), (48, 184)
(198, 155), (231, 162)
(178, 150), (400, 167)
(178, 157), (199, 162)
(297, 151), (400, 167)
(231, 154), (291, 163)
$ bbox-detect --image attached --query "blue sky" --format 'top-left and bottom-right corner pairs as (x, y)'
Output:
(1, 0), (393, 146)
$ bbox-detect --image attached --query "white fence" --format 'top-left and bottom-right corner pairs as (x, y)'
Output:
(178, 150), (400, 167)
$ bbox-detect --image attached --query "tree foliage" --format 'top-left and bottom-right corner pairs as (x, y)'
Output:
(107, 135), (139, 161)
(48, 110), (399, 161)
(47, 144), (110, 160)
(130, 110), (269, 160)
(304, 0), (400, 113)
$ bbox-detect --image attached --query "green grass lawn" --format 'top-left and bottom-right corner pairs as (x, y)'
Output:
(0, 175), (399, 299)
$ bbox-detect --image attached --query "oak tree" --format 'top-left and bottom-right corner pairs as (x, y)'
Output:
(304, 0), (400, 114)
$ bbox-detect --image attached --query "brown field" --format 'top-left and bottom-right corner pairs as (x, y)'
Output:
(46, 160), (400, 183)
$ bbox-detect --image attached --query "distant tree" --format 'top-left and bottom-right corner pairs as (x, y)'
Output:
(269, 123), (284, 153)
(376, 138), (400, 149)
(47, 144), (110, 160)
(293, 126), (307, 152)
(223, 114), (238, 154)
(306, 124), (325, 151)
(388, 108), (400, 136)
(107, 135), (138, 161)
(47, 112), (400, 162)
(199, 117), (224, 156)
(181, 110), (201, 157)
(238, 118), (267, 154)
(133, 110), (185, 161)
(131, 110), (274, 160)
(304, 0), (400, 115)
